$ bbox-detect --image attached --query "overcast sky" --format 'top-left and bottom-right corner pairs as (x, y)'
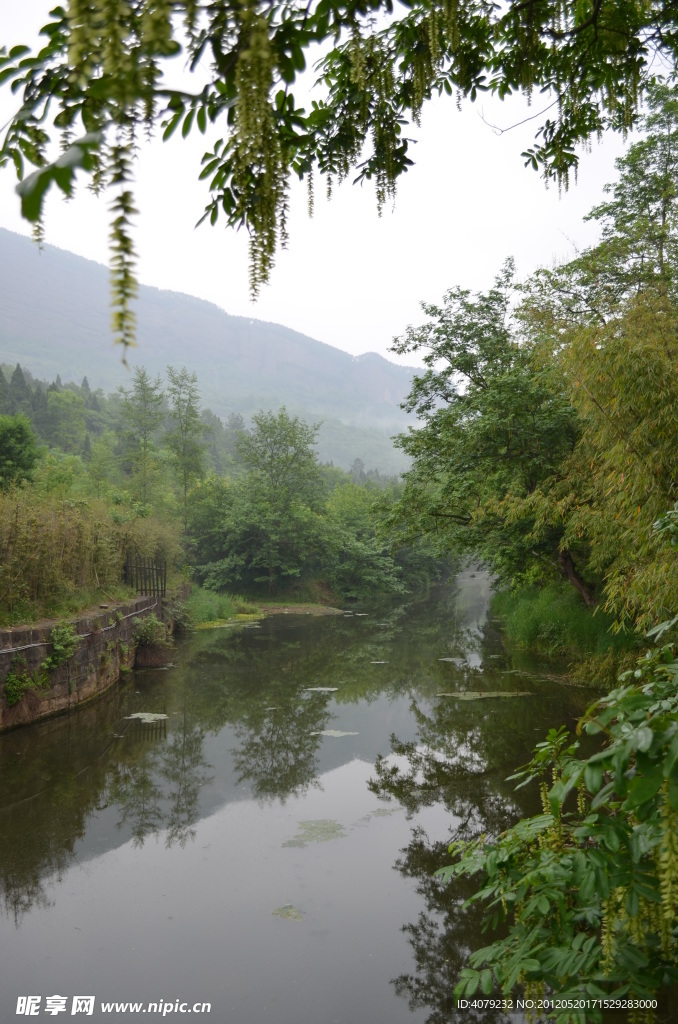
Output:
(1, 2), (631, 367)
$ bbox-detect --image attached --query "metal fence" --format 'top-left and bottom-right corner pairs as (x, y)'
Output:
(124, 553), (167, 598)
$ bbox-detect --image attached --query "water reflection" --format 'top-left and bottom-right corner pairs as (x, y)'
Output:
(368, 597), (585, 1024)
(393, 829), (509, 1024)
(106, 704), (213, 849)
(231, 685), (329, 800)
(0, 573), (591, 1024)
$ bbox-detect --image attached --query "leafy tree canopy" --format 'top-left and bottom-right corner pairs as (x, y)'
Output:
(392, 85), (678, 627)
(391, 259), (588, 598)
(236, 407), (322, 509)
(2, 2), (678, 346)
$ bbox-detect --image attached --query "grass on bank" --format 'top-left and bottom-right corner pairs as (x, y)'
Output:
(184, 582), (344, 628)
(492, 582), (641, 685)
(185, 587), (260, 627)
(0, 583), (138, 629)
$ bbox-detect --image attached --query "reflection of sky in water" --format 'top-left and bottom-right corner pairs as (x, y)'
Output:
(1, 758), (438, 1024)
(0, 573), (582, 1024)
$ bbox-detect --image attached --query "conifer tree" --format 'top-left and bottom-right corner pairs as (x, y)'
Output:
(165, 367), (205, 530)
(119, 367), (166, 503)
(9, 364), (32, 417)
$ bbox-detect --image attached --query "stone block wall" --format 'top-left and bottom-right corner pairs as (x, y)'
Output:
(0, 596), (161, 732)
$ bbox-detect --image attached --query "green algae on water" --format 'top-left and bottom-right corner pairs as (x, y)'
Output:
(272, 904), (303, 921)
(282, 819), (346, 848)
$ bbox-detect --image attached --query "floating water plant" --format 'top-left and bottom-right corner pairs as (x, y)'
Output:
(124, 712), (169, 722)
(310, 730), (359, 737)
(282, 819), (346, 848)
(272, 904), (302, 921)
(436, 691), (530, 700)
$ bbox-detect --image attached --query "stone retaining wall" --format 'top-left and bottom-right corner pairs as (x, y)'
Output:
(0, 597), (161, 732)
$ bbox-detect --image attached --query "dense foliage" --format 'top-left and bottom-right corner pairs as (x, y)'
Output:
(440, 643), (678, 1021)
(0, 413), (39, 488)
(394, 83), (678, 632)
(187, 407), (420, 597)
(387, 83), (678, 1018)
(0, 362), (430, 623)
(3, 2), (678, 342)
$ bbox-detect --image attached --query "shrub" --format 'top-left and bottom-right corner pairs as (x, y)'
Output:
(3, 656), (48, 707)
(184, 586), (258, 624)
(492, 583), (637, 659)
(441, 644), (678, 1016)
(133, 613), (171, 648)
(41, 623), (80, 672)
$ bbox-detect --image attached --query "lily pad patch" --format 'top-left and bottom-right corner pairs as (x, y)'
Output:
(282, 819), (346, 848)
(272, 904), (303, 921)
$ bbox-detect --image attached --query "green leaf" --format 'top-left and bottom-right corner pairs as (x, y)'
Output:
(162, 110), (183, 141)
(521, 959), (542, 973)
(16, 166), (53, 221)
(603, 827), (620, 852)
(584, 762), (603, 793)
(464, 970), (480, 996)
(632, 726), (653, 752)
(181, 108), (195, 138)
(625, 767), (663, 809)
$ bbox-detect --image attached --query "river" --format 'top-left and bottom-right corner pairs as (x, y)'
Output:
(0, 570), (593, 1023)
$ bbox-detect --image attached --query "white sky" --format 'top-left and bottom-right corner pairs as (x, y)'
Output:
(1, 2), (630, 366)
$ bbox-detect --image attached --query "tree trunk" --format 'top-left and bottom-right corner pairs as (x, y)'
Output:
(558, 549), (596, 607)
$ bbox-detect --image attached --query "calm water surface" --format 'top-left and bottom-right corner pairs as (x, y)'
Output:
(0, 572), (592, 1023)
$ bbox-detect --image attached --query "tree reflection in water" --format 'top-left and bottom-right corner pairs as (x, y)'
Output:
(370, 676), (546, 1024)
(230, 680), (334, 801)
(106, 698), (213, 849)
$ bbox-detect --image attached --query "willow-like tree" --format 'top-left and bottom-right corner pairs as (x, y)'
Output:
(2, 2), (678, 348)
(517, 84), (678, 630)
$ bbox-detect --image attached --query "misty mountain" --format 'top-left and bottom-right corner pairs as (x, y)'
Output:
(0, 229), (417, 472)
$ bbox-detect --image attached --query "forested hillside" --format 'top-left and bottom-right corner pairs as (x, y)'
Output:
(0, 229), (414, 473)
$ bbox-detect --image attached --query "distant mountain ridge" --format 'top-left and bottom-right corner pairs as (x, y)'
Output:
(0, 229), (416, 471)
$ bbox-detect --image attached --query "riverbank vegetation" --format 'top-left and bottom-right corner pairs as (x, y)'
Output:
(490, 585), (640, 686)
(0, 362), (440, 627)
(390, 84), (678, 1017)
